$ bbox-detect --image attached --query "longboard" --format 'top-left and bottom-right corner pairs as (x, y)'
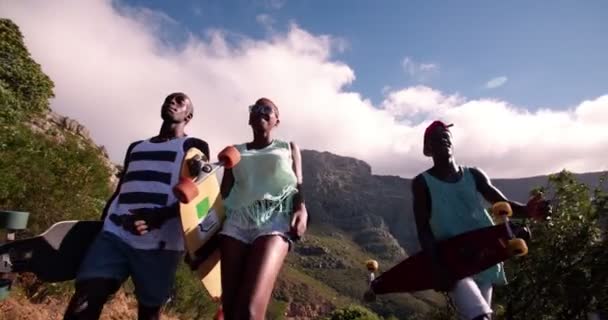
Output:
(365, 202), (529, 297)
(0, 220), (102, 282)
(173, 146), (240, 308)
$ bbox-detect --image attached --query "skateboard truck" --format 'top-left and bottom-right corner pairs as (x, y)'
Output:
(174, 146), (241, 204)
(492, 202), (528, 257)
(188, 154), (215, 175)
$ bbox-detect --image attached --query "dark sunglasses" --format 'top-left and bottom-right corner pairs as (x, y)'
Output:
(249, 104), (274, 115)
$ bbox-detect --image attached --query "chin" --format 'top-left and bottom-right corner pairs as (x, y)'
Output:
(433, 151), (452, 159)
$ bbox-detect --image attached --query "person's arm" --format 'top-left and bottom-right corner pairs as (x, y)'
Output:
(290, 142), (305, 210)
(290, 142), (307, 238)
(220, 167), (235, 199)
(183, 138), (210, 160)
(469, 167), (530, 219)
(100, 141), (142, 220)
(412, 175), (440, 267)
(412, 174), (454, 291)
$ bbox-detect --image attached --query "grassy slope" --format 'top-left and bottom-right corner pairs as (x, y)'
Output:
(283, 224), (443, 319)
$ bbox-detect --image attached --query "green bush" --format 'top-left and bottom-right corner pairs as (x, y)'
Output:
(494, 170), (608, 319)
(267, 299), (289, 320)
(325, 304), (382, 320)
(0, 124), (112, 233)
(0, 19), (54, 118)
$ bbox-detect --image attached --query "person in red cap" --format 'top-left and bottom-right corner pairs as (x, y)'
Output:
(412, 120), (551, 320)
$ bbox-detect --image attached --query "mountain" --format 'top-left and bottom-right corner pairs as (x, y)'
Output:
(301, 149), (606, 257)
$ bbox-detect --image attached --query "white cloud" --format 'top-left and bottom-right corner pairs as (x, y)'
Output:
(258, 0), (286, 10)
(402, 56), (439, 82)
(485, 76), (508, 89)
(256, 14), (275, 31)
(2, 0), (607, 179)
(381, 86), (463, 120)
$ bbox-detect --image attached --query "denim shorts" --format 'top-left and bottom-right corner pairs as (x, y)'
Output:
(219, 212), (295, 249)
(76, 231), (182, 307)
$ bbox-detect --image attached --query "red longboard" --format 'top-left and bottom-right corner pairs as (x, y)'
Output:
(366, 202), (528, 295)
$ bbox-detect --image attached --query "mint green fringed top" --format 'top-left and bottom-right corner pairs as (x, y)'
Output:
(223, 139), (298, 226)
(422, 167), (507, 286)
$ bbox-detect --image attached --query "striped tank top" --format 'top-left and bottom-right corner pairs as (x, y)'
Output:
(103, 137), (188, 251)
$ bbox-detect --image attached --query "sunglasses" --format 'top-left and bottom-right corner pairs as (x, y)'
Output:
(249, 104), (275, 115)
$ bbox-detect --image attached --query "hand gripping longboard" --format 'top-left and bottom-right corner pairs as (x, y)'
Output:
(364, 202), (530, 298)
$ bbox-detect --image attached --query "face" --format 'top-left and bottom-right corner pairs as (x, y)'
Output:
(427, 126), (453, 158)
(161, 94), (191, 123)
(248, 103), (279, 133)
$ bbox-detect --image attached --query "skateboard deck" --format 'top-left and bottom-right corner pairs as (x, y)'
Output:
(174, 146), (240, 302)
(0, 220), (102, 282)
(367, 202), (529, 295)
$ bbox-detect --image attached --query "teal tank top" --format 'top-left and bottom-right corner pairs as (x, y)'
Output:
(422, 167), (507, 286)
(223, 139), (298, 226)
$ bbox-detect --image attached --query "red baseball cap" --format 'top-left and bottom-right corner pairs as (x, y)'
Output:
(423, 120), (453, 156)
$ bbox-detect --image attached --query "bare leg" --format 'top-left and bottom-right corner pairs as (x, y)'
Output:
(219, 235), (250, 320)
(234, 235), (290, 320)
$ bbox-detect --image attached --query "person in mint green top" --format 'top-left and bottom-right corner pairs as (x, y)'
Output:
(218, 97), (307, 320)
(412, 120), (551, 320)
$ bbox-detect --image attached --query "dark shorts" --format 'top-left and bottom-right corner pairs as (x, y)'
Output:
(76, 231), (181, 307)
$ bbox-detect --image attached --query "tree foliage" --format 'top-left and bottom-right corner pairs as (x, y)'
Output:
(0, 19), (54, 120)
(494, 170), (608, 319)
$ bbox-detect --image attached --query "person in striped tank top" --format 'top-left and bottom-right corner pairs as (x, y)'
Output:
(218, 97), (308, 320)
(412, 121), (551, 320)
(63, 93), (209, 320)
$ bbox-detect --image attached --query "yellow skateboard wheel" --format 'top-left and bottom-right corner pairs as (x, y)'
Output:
(173, 177), (199, 204)
(492, 201), (513, 218)
(365, 259), (379, 272)
(218, 146), (241, 169)
(507, 238), (528, 257)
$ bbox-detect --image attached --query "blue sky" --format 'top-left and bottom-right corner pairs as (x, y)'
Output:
(121, 0), (608, 110)
(4, 0), (608, 178)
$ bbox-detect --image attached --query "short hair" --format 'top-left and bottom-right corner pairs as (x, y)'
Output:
(166, 92), (193, 118)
